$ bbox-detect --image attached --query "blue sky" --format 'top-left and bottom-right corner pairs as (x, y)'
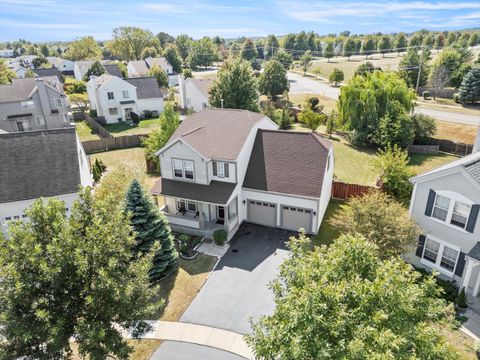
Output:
(1, 0), (480, 42)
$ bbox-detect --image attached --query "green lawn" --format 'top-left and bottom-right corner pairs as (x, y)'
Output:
(312, 199), (344, 247)
(75, 121), (100, 141)
(104, 117), (161, 137)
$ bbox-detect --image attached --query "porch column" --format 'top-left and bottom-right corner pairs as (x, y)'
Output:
(462, 259), (474, 292)
(224, 204), (229, 231)
(473, 269), (480, 297)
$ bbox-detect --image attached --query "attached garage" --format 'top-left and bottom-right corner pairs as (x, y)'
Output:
(247, 200), (277, 227)
(281, 205), (313, 232)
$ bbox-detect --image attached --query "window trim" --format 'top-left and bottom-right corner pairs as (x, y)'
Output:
(216, 161), (225, 178)
(176, 199), (197, 213)
(107, 91), (114, 100)
(171, 158), (195, 181)
(122, 90), (129, 99)
(108, 107), (119, 116)
(420, 234), (460, 277)
(21, 100), (35, 109)
(54, 97), (64, 107)
(35, 115), (45, 126)
(429, 191), (473, 232)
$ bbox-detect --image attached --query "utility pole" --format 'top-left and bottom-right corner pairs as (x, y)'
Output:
(415, 44), (424, 95)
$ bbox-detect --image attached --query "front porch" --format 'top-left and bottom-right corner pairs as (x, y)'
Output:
(157, 196), (239, 239)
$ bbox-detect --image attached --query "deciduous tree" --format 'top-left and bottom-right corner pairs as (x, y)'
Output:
(147, 64), (169, 88)
(323, 41), (335, 62)
(0, 59), (16, 84)
(328, 68), (344, 86)
(394, 32), (408, 55)
(240, 39), (258, 61)
(0, 189), (160, 359)
(377, 34), (392, 57)
(342, 37), (356, 60)
(83, 60), (105, 81)
(175, 34), (192, 61)
(273, 49), (293, 70)
(109, 27), (159, 60)
(64, 36), (101, 61)
(209, 57), (259, 111)
(258, 59), (289, 99)
(162, 44), (182, 73)
(247, 233), (455, 359)
(361, 36), (376, 58)
(187, 37), (219, 69)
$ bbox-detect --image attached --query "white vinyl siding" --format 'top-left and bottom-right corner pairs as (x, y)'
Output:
(432, 193), (471, 230)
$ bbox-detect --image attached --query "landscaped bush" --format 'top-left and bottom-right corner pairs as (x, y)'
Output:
(456, 287), (467, 308)
(308, 96), (319, 110)
(411, 113), (437, 144)
(415, 266), (458, 303)
(89, 109), (97, 118)
(422, 90), (430, 100)
(453, 93), (460, 103)
(130, 112), (140, 125)
(213, 229), (227, 246)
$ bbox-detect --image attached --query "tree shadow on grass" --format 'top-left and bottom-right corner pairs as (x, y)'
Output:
(408, 152), (455, 167)
(150, 268), (178, 320)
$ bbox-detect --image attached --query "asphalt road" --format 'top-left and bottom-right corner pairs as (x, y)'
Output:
(287, 71), (480, 126)
(150, 341), (247, 360)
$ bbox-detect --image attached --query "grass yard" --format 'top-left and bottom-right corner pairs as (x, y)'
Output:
(104, 117), (161, 137)
(312, 199), (344, 247)
(442, 327), (477, 359)
(151, 254), (217, 321)
(289, 93), (338, 114)
(71, 339), (162, 360)
(75, 121), (100, 141)
(436, 120), (477, 144)
(90, 148), (158, 190)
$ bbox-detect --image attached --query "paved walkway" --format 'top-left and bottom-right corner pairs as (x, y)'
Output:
(197, 241), (230, 258)
(121, 320), (254, 360)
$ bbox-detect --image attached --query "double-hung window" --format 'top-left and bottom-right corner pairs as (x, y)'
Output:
(421, 236), (460, 275)
(432, 195), (450, 221)
(21, 100), (35, 109)
(36, 116), (45, 126)
(123, 90), (129, 99)
(107, 92), (114, 100)
(430, 192), (472, 230)
(177, 200), (197, 213)
(172, 159), (194, 180)
(217, 162), (225, 178)
(54, 98), (64, 107)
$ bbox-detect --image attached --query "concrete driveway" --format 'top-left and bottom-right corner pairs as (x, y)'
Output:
(150, 341), (247, 360)
(180, 223), (294, 334)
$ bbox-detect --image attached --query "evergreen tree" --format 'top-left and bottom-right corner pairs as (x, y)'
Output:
(240, 39), (258, 61)
(125, 179), (178, 282)
(361, 36), (376, 59)
(459, 67), (480, 104)
(342, 37), (356, 60)
(83, 60), (105, 81)
(323, 41), (335, 62)
(394, 32), (408, 55)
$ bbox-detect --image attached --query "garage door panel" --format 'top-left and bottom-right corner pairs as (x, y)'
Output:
(247, 200), (276, 227)
(282, 206), (312, 232)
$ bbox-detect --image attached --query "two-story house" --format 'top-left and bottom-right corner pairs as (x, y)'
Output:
(151, 109), (334, 240)
(127, 57), (178, 86)
(408, 151), (480, 296)
(74, 61), (123, 81)
(0, 127), (92, 237)
(178, 76), (212, 112)
(86, 74), (165, 124)
(0, 77), (70, 133)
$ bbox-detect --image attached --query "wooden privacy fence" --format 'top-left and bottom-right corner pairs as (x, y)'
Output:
(84, 115), (112, 138)
(332, 181), (379, 200)
(408, 144), (440, 154)
(82, 134), (146, 154)
(434, 139), (473, 156)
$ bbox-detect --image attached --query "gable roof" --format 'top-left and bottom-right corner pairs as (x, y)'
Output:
(164, 109), (268, 160)
(75, 60), (94, 78)
(104, 63), (123, 78)
(145, 57), (170, 69)
(128, 60), (149, 76)
(243, 130), (332, 198)
(0, 77), (63, 103)
(124, 77), (164, 99)
(33, 68), (63, 82)
(189, 78), (212, 98)
(0, 127), (81, 204)
(411, 151), (480, 186)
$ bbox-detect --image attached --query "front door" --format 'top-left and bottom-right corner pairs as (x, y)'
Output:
(217, 206), (225, 224)
(124, 107), (133, 120)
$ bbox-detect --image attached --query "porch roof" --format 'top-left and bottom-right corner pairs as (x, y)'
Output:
(151, 177), (236, 204)
(468, 242), (480, 261)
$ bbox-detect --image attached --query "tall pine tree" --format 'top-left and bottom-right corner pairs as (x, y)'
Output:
(125, 179), (178, 282)
(459, 67), (480, 104)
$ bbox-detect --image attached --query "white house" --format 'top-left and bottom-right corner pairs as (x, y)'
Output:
(408, 150), (480, 297)
(74, 61), (123, 81)
(0, 127), (92, 237)
(86, 74), (164, 124)
(127, 57), (178, 85)
(178, 76), (212, 112)
(151, 109), (334, 240)
(46, 57), (75, 75)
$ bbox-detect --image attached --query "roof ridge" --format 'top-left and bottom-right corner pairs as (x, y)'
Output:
(181, 126), (204, 137)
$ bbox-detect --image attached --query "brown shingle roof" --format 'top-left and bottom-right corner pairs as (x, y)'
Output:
(166, 109), (268, 160)
(243, 130), (332, 198)
(151, 178), (236, 204)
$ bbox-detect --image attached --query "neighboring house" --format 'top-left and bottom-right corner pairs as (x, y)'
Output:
(7, 62), (26, 78)
(127, 57), (177, 85)
(0, 77), (70, 133)
(33, 68), (64, 82)
(151, 109), (334, 240)
(408, 151), (480, 297)
(18, 55), (38, 69)
(178, 76), (211, 112)
(0, 127), (92, 237)
(86, 74), (164, 123)
(46, 56), (75, 75)
(0, 49), (14, 58)
(74, 61), (122, 80)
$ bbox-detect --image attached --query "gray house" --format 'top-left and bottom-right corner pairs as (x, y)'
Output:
(0, 77), (70, 133)
(408, 151), (480, 297)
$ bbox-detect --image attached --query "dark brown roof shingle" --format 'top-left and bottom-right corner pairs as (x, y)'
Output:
(243, 130), (332, 198)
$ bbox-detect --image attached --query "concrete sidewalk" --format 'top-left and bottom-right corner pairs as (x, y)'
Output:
(121, 320), (254, 360)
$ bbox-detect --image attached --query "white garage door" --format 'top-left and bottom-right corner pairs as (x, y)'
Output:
(247, 200), (276, 227)
(282, 206), (312, 232)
